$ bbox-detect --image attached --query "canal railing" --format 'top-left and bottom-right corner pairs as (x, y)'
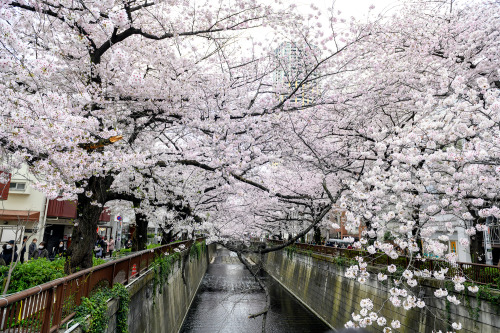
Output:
(267, 240), (500, 286)
(0, 238), (204, 333)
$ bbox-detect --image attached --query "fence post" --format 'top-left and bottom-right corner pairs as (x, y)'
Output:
(51, 283), (66, 330)
(126, 258), (131, 284)
(111, 263), (116, 287)
(41, 287), (55, 333)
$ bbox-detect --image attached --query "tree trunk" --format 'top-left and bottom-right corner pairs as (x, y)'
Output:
(469, 209), (486, 264)
(65, 176), (113, 273)
(160, 224), (176, 245)
(411, 204), (423, 254)
(313, 226), (321, 244)
(470, 230), (485, 264)
(132, 211), (148, 251)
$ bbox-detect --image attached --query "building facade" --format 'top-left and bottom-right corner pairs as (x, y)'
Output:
(273, 41), (320, 106)
(0, 165), (110, 260)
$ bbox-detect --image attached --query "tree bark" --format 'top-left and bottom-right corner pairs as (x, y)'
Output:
(313, 226), (321, 244)
(468, 208), (486, 264)
(160, 224), (176, 245)
(470, 229), (485, 264)
(132, 210), (148, 251)
(65, 176), (113, 273)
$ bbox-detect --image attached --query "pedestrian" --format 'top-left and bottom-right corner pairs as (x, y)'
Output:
(125, 239), (132, 249)
(94, 236), (104, 258)
(103, 236), (109, 257)
(32, 241), (49, 260)
(20, 236), (28, 264)
(108, 236), (115, 257)
(28, 238), (37, 260)
(1, 240), (18, 265)
(54, 240), (65, 257)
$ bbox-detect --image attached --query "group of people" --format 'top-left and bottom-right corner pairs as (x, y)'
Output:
(0, 234), (121, 265)
(94, 235), (115, 258)
(0, 236), (59, 266)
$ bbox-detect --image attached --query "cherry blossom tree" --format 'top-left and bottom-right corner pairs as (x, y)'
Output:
(1, 0), (499, 331)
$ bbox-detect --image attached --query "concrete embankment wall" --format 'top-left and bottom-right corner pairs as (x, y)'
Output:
(253, 250), (500, 333)
(65, 243), (215, 333)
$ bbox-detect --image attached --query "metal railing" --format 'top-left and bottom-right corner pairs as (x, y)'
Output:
(268, 240), (500, 285)
(0, 238), (203, 333)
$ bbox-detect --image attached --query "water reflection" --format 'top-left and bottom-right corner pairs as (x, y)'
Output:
(180, 248), (331, 333)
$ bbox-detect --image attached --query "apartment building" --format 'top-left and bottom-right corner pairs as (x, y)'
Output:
(0, 165), (110, 259)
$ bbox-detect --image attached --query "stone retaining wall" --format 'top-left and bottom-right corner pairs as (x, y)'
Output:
(65, 243), (216, 333)
(254, 250), (500, 333)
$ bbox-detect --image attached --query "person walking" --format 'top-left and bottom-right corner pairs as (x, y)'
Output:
(20, 236), (28, 264)
(94, 236), (104, 258)
(103, 236), (109, 257)
(2, 240), (18, 265)
(28, 238), (37, 260)
(108, 236), (115, 257)
(32, 241), (49, 260)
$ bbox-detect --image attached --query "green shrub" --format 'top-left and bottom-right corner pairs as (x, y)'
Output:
(146, 243), (162, 250)
(92, 257), (106, 266)
(0, 258), (65, 293)
(74, 284), (130, 333)
(0, 256), (110, 294)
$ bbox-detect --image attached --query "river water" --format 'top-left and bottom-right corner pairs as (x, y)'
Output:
(180, 247), (332, 333)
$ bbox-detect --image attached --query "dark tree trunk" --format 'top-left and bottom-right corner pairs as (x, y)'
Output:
(468, 208), (486, 264)
(411, 204), (423, 254)
(313, 226), (321, 244)
(132, 205), (148, 251)
(470, 231), (485, 264)
(65, 176), (113, 273)
(160, 224), (175, 245)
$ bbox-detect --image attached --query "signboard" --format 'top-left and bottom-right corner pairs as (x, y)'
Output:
(484, 228), (493, 265)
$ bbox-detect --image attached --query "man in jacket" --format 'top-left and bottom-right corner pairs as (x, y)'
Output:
(28, 238), (37, 260)
(32, 241), (49, 260)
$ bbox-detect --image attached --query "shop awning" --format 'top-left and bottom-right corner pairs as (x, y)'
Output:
(0, 210), (40, 222)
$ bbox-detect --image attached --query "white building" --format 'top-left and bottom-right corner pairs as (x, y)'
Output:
(0, 165), (111, 260)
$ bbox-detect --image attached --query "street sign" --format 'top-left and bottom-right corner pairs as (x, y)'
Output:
(117, 216), (122, 221)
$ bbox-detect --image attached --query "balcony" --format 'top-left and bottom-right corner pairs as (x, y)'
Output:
(47, 199), (77, 219)
(47, 198), (110, 222)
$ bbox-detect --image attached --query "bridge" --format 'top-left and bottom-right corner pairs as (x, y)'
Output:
(0, 240), (498, 332)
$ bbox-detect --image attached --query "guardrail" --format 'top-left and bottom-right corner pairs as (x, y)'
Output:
(268, 240), (500, 285)
(0, 238), (204, 333)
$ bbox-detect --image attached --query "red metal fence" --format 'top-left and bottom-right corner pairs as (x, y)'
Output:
(0, 239), (203, 332)
(268, 240), (500, 285)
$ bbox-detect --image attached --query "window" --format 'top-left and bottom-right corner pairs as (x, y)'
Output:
(9, 182), (26, 191)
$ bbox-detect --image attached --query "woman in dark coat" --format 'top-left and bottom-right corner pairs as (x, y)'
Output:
(1, 240), (18, 265)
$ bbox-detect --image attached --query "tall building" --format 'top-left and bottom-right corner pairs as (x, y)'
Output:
(273, 41), (320, 106)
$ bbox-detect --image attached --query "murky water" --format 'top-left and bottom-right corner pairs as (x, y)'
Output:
(180, 248), (332, 333)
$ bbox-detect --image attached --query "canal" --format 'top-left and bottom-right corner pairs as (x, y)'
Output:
(180, 247), (332, 333)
